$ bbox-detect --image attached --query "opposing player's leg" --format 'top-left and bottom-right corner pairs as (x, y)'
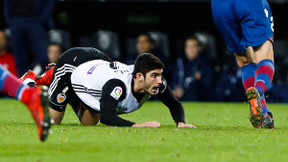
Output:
(241, 61), (262, 128)
(253, 41), (275, 128)
(0, 65), (51, 141)
(253, 41), (275, 96)
(238, 36), (274, 129)
(234, 0), (274, 128)
(235, 51), (263, 128)
(235, 44), (274, 128)
(239, 59), (272, 129)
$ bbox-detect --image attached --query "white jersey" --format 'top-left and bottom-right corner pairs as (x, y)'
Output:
(70, 60), (150, 114)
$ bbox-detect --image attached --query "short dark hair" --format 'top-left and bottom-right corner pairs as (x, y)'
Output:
(185, 35), (202, 47)
(133, 53), (165, 78)
(138, 33), (156, 44)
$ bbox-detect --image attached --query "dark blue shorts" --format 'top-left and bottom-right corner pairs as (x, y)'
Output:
(211, 0), (274, 54)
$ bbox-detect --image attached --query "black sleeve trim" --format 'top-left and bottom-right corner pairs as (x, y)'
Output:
(49, 100), (66, 112)
(99, 79), (135, 126)
(157, 79), (185, 124)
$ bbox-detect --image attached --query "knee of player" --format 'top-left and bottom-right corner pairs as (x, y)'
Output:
(235, 56), (252, 67)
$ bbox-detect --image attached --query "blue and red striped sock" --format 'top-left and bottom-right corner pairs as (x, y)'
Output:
(241, 63), (270, 113)
(242, 63), (257, 90)
(254, 59), (275, 97)
(0, 65), (27, 100)
(261, 95), (270, 114)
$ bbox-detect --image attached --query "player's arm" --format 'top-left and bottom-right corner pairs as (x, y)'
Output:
(100, 79), (160, 127)
(99, 79), (136, 126)
(48, 98), (67, 124)
(49, 107), (64, 124)
(157, 78), (196, 128)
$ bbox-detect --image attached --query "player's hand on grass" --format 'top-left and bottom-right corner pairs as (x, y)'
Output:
(177, 122), (197, 128)
(132, 121), (160, 127)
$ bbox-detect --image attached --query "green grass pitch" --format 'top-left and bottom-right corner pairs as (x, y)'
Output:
(1, 99), (288, 162)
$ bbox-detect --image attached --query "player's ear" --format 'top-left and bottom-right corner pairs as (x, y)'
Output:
(136, 73), (144, 82)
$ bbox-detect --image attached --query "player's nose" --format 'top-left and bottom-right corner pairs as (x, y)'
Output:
(156, 76), (162, 84)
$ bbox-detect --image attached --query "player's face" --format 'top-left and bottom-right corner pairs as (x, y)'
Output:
(143, 69), (163, 95)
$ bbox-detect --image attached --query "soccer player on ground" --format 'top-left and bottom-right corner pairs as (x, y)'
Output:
(211, 0), (275, 128)
(22, 47), (195, 128)
(0, 65), (51, 141)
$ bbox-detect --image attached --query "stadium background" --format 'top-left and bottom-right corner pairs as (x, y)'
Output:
(1, 0), (288, 102)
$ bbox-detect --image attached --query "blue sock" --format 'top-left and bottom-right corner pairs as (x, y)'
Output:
(262, 107), (269, 114)
(0, 65), (9, 90)
(255, 86), (264, 97)
(261, 95), (270, 114)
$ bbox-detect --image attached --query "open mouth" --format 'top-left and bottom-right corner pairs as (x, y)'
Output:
(152, 87), (159, 93)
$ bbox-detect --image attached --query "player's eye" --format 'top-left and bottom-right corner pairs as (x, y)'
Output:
(152, 74), (157, 78)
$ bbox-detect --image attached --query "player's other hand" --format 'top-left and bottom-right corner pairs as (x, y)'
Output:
(132, 121), (160, 128)
(177, 122), (197, 128)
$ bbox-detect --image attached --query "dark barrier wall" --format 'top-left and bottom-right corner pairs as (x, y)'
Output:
(1, 0), (287, 67)
(1, 0), (287, 64)
(1, 1), (287, 48)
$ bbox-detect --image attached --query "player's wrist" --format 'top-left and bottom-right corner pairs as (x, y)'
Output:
(177, 122), (197, 128)
(177, 121), (185, 127)
(177, 121), (185, 126)
(131, 123), (139, 127)
(131, 121), (160, 127)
